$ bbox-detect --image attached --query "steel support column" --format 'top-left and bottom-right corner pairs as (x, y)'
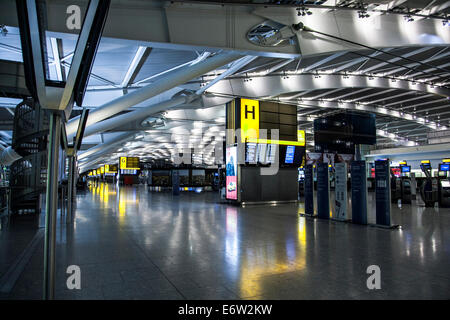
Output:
(67, 155), (75, 222)
(43, 112), (61, 300)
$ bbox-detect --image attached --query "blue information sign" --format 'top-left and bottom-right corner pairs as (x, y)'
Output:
(317, 163), (330, 219)
(375, 160), (391, 226)
(304, 165), (314, 215)
(351, 161), (368, 224)
(285, 146), (295, 164)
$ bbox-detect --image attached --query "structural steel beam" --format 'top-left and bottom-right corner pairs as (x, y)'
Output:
(66, 52), (242, 139)
(2, 1), (449, 58)
(207, 73), (449, 102)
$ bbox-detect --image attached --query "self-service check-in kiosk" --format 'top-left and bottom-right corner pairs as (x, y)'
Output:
(390, 168), (401, 203)
(438, 163), (450, 208)
(419, 161), (438, 207)
(399, 165), (412, 204)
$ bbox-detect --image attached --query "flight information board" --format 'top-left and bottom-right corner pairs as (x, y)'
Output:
(257, 144), (267, 163)
(107, 164), (118, 173)
(266, 144), (276, 163)
(246, 143), (257, 163)
(120, 157), (140, 170)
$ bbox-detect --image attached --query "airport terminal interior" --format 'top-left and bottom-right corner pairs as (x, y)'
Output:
(0, 0), (449, 300)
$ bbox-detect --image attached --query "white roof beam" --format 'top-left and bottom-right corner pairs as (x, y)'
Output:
(402, 98), (449, 109)
(333, 49), (392, 73)
(121, 46), (148, 88)
(383, 94), (435, 107)
(360, 47), (434, 74)
(303, 51), (347, 72)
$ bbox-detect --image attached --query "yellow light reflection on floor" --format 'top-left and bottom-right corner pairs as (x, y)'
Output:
(235, 213), (308, 298)
(117, 186), (139, 224)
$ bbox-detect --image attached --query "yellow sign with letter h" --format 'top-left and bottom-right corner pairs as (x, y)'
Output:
(240, 98), (259, 143)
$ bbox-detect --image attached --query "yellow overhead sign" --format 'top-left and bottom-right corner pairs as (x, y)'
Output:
(443, 159), (450, 163)
(297, 130), (306, 146)
(100, 166), (105, 174)
(246, 138), (306, 146)
(421, 160), (430, 164)
(240, 98), (259, 143)
(120, 157), (140, 170)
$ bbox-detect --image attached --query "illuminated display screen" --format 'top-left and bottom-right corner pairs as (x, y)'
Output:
(120, 157), (140, 170)
(120, 169), (137, 175)
(285, 146), (295, 164)
(439, 164), (450, 171)
(256, 143), (267, 163)
(226, 146), (237, 200)
(246, 143), (257, 163)
(266, 144), (276, 163)
(391, 168), (401, 177)
(401, 166), (411, 173)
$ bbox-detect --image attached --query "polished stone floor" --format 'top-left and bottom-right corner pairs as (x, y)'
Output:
(1, 182), (450, 300)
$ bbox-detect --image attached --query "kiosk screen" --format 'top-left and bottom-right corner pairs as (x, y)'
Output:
(401, 166), (411, 173)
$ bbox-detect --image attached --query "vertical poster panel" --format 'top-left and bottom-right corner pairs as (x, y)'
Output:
(304, 164), (314, 215)
(172, 170), (180, 196)
(317, 163), (330, 219)
(375, 160), (391, 226)
(351, 160), (368, 225)
(335, 162), (348, 220)
(226, 146), (238, 200)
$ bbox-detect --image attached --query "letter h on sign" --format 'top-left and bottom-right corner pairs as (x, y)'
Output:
(245, 104), (255, 120)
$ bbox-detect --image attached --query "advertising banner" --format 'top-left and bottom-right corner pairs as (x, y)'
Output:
(304, 164), (314, 215)
(334, 162), (348, 220)
(226, 146), (238, 200)
(375, 160), (391, 226)
(351, 160), (368, 225)
(317, 163), (330, 219)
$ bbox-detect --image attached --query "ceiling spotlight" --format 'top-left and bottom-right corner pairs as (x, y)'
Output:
(404, 14), (414, 22)
(357, 10), (370, 19)
(296, 6), (312, 16)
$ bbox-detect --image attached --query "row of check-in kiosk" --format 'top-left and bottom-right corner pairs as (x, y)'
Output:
(298, 159), (450, 208)
(390, 160), (450, 207)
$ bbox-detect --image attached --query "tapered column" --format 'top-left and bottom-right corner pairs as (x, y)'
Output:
(43, 112), (61, 300)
